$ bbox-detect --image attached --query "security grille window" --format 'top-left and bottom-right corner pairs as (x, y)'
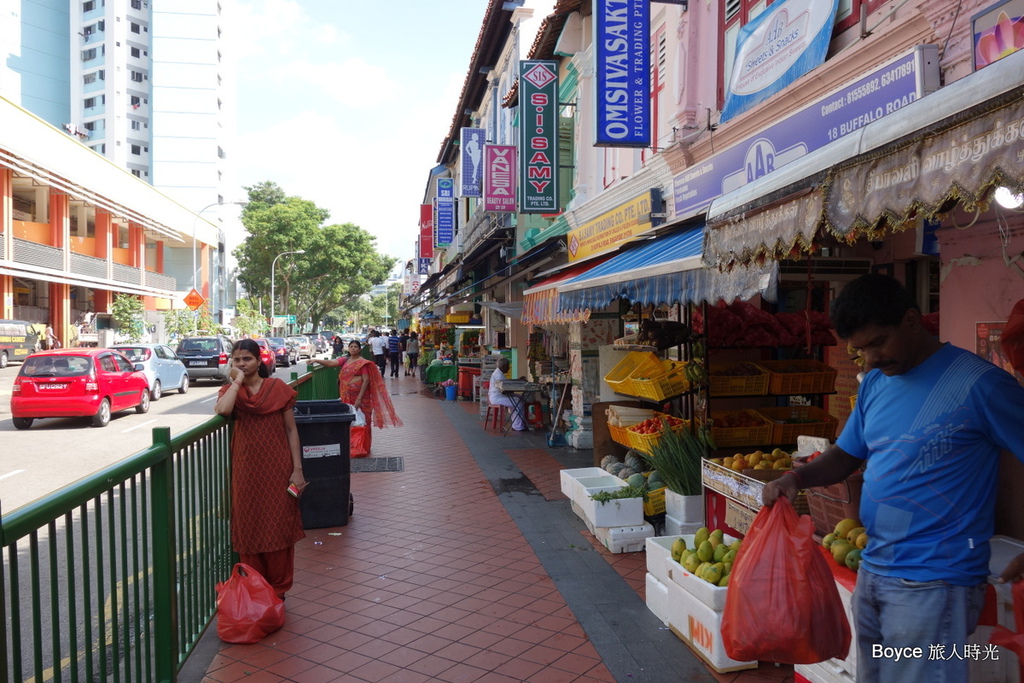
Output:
(130, 47), (140, 58)
(131, 144), (141, 155)
(82, 48), (97, 61)
(130, 22), (140, 33)
(82, 70), (104, 84)
(83, 0), (95, 11)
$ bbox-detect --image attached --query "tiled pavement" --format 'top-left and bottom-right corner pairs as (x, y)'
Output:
(182, 374), (794, 683)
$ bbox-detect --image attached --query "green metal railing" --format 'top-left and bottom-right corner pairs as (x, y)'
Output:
(0, 365), (340, 682)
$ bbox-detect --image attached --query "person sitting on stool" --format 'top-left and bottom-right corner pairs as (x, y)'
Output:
(488, 358), (526, 431)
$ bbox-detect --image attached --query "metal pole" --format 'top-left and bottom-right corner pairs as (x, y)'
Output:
(270, 250), (305, 335)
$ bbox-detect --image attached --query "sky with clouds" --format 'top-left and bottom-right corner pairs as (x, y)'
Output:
(229, 1), (490, 270)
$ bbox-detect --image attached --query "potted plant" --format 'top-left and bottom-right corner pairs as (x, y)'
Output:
(637, 421), (711, 522)
(439, 378), (458, 401)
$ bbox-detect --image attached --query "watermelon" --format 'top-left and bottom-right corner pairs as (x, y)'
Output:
(626, 473), (647, 489)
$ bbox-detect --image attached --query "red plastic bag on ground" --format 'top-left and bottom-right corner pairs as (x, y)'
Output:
(216, 563), (285, 644)
(721, 497), (851, 663)
(1001, 299), (1024, 375)
(990, 580), (1024, 682)
(350, 425), (370, 458)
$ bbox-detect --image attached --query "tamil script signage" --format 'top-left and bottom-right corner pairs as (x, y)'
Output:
(435, 178), (455, 247)
(673, 46), (938, 221)
(566, 190), (662, 262)
(595, 0), (650, 147)
(483, 145), (517, 212)
(721, 0), (840, 123)
(460, 127), (485, 197)
(519, 60), (559, 213)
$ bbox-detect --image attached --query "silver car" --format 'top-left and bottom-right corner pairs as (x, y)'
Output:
(111, 343), (189, 400)
(288, 335), (314, 360)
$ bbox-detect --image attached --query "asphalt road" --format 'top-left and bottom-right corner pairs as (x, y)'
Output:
(0, 358), (321, 515)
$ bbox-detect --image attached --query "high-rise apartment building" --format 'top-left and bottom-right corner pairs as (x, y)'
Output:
(2, 0), (237, 313)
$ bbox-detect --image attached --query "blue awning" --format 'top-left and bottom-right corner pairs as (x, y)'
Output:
(557, 225), (778, 311)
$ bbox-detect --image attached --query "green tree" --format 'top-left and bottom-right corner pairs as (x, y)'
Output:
(162, 309), (195, 341)
(234, 182), (395, 331)
(233, 298), (268, 338)
(111, 293), (146, 342)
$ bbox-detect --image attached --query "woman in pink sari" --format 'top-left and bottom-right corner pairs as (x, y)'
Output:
(312, 340), (401, 451)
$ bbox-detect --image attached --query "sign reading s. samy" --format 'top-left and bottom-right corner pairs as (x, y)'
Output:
(595, 0), (650, 147)
(519, 60), (559, 213)
(483, 145), (517, 212)
(721, 0), (840, 123)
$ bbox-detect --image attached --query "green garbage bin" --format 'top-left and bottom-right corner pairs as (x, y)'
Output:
(293, 400), (355, 528)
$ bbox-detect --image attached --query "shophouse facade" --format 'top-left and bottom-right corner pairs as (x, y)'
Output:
(410, 0), (1024, 454)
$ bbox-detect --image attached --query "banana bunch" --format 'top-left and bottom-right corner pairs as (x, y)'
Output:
(847, 343), (865, 368)
(691, 341), (705, 361)
(684, 360), (708, 385)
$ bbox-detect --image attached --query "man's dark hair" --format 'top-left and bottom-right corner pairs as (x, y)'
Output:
(831, 273), (919, 339)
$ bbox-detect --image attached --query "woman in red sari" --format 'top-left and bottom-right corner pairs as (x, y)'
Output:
(312, 340), (402, 452)
(215, 339), (306, 599)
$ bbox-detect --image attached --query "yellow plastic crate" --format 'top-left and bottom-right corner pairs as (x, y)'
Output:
(754, 405), (838, 444)
(709, 409), (772, 448)
(644, 486), (667, 516)
(755, 359), (838, 395)
(604, 351), (662, 396)
(631, 360), (691, 401)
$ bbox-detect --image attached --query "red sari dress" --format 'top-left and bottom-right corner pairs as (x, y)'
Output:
(219, 377), (305, 556)
(337, 356), (402, 450)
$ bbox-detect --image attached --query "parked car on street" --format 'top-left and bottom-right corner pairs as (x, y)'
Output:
(175, 335), (234, 383)
(10, 348), (151, 429)
(288, 335), (314, 360)
(304, 332), (329, 354)
(252, 338), (276, 376)
(111, 343), (189, 400)
(266, 337), (297, 367)
(0, 319), (40, 368)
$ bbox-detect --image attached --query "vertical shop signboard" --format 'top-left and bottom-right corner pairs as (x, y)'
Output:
(483, 145), (517, 212)
(519, 60), (559, 213)
(594, 0), (650, 147)
(460, 128), (485, 197)
(435, 178), (455, 247)
(417, 257), (431, 275)
(418, 203), (433, 260)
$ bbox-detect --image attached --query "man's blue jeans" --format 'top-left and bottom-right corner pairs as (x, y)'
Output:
(852, 568), (986, 682)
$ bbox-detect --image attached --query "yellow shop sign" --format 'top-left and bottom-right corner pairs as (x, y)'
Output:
(566, 190), (662, 262)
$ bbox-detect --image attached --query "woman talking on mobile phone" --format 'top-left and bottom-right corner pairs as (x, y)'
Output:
(215, 338), (306, 600)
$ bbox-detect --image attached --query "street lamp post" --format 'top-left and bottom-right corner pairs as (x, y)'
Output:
(270, 250), (305, 334)
(191, 200), (245, 334)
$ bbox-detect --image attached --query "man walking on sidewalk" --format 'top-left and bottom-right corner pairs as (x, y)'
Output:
(388, 330), (402, 377)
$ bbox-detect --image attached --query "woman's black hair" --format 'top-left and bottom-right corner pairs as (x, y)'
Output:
(348, 340), (362, 350)
(831, 273), (919, 339)
(232, 338), (270, 378)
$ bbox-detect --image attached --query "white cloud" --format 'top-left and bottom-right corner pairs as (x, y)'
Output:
(266, 58), (403, 106)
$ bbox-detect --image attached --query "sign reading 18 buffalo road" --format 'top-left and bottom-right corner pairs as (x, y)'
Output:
(518, 60), (559, 214)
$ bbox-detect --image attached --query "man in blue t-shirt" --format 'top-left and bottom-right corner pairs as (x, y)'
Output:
(764, 273), (1024, 682)
(387, 330), (402, 378)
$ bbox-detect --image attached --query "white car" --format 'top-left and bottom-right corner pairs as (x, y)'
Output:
(288, 336), (314, 360)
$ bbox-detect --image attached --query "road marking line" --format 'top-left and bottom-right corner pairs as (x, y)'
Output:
(201, 395), (217, 403)
(122, 419), (156, 433)
(0, 469), (25, 481)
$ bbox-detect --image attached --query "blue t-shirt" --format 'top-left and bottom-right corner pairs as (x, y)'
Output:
(837, 343), (1024, 584)
(388, 336), (401, 353)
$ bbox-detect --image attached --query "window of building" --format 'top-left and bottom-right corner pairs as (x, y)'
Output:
(82, 70), (105, 84)
(131, 169), (141, 178)
(84, 95), (105, 108)
(82, 48), (97, 61)
(83, 0), (95, 11)
(130, 70), (144, 82)
(130, 120), (141, 130)
(130, 46), (140, 58)
(130, 0), (142, 8)
(643, 25), (668, 163)
(130, 22), (140, 33)
(91, 143), (105, 154)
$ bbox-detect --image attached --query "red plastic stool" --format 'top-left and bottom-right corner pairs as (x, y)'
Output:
(484, 404), (508, 430)
(525, 401), (545, 429)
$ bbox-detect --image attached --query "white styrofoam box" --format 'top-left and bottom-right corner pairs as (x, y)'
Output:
(664, 513), (705, 537)
(663, 532), (741, 611)
(794, 659), (856, 683)
(595, 522), (655, 553)
(559, 467), (607, 499)
(663, 571), (758, 673)
(646, 535), (679, 586)
(664, 489), (705, 522)
(578, 493), (644, 528)
(646, 572), (670, 626)
(575, 475), (626, 505)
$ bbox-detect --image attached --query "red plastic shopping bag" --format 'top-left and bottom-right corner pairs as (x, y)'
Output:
(990, 580), (1024, 681)
(721, 497), (851, 663)
(350, 426), (370, 458)
(215, 563), (285, 643)
(1001, 299), (1024, 375)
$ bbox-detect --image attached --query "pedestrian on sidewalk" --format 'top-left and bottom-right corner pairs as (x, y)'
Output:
(405, 331), (420, 376)
(312, 340), (403, 453)
(388, 329), (402, 377)
(488, 358), (525, 431)
(214, 338), (306, 600)
(763, 273), (1024, 683)
(368, 330), (388, 375)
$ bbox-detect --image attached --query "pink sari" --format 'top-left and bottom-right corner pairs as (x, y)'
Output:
(338, 356), (402, 429)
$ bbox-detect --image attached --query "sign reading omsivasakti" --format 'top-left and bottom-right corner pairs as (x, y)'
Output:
(435, 178), (455, 246)
(483, 145), (517, 212)
(594, 0), (650, 147)
(519, 60), (559, 213)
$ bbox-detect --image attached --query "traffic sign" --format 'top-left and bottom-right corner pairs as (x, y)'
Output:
(184, 289), (206, 311)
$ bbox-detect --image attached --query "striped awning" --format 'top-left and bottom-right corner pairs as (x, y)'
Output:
(557, 225), (778, 312)
(521, 257), (611, 325)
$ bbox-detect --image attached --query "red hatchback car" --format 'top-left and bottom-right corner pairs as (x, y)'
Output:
(10, 348), (151, 429)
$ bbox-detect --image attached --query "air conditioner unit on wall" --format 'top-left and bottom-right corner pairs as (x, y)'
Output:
(779, 258), (874, 278)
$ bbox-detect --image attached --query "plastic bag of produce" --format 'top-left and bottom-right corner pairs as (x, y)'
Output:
(721, 497), (850, 663)
(216, 563), (285, 644)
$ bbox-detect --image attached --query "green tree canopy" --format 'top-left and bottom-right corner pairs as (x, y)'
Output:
(234, 182), (395, 330)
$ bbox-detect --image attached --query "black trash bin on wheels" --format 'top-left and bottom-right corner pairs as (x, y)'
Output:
(293, 400), (355, 529)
